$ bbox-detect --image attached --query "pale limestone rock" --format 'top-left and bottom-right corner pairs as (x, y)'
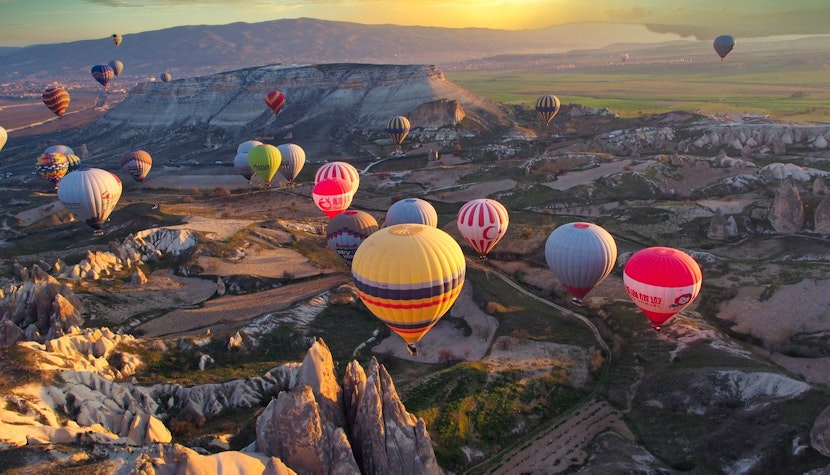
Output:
(768, 177), (804, 234)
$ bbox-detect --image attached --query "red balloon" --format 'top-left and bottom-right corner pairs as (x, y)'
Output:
(312, 178), (353, 218)
(623, 247), (702, 330)
(265, 90), (286, 116)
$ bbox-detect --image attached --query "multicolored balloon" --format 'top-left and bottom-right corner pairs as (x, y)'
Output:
(160, 72), (172, 82)
(58, 168), (122, 236)
(535, 94), (561, 127)
(623, 247), (703, 330)
(545, 222), (617, 303)
(313, 178), (353, 218)
(36, 152), (69, 189)
(277, 143), (306, 185)
(247, 144), (282, 185)
(385, 116), (411, 147)
(713, 35), (735, 61)
(91, 64), (115, 89)
(42, 87), (70, 117)
(385, 198), (438, 228)
(326, 210), (379, 262)
(108, 60), (124, 77)
(66, 154), (82, 173)
(111, 33), (122, 47)
(457, 198), (509, 259)
(315, 161), (359, 196)
(352, 224), (466, 355)
(121, 150), (152, 183)
(265, 90), (286, 117)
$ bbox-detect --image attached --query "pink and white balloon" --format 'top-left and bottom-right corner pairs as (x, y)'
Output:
(457, 198), (509, 259)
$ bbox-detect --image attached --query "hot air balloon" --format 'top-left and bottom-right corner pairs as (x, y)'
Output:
(66, 154), (82, 173)
(111, 33), (122, 46)
(36, 152), (69, 189)
(160, 72), (172, 82)
(57, 168), (122, 236)
(42, 87), (70, 117)
(385, 116), (410, 154)
(265, 90), (286, 117)
(315, 161), (360, 196)
(535, 94), (561, 127)
(326, 210), (379, 262)
(713, 35), (735, 61)
(91, 64), (115, 89)
(352, 224), (466, 355)
(247, 144), (282, 185)
(44, 144), (74, 156)
(544, 222), (617, 305)
(277, 143), (306, 187)
(121, 150), (152, 183)
(313, 178), (353, 218)
(457, 198), (509, 259)
(620, 53), (629, 63)
(108, 60), (124, 77)
(237, 140), (263, 155)
(384, 198), (438, 228)
(234, 140), (262, 183)
(623, 247), (702, 330)
(0, 126), (7, 153)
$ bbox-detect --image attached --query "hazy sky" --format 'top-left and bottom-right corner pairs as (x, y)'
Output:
(1, 0), (828, 47)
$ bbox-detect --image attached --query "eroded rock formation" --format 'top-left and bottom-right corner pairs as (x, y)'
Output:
(768, 177), (804, 234)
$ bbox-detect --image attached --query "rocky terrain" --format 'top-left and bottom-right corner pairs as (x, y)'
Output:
(0, 62), (829, 473)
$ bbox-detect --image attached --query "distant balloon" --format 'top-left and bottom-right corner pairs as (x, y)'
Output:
(36, 152), (69, 189)
(234, 140), (262, 183)
(121, 150), (152, 183)
(160, 72), (172, 82)
(66, 154), (82, 173)
(713, 35), (735, 60)
(326, 210), (379, 262)
(313, 178), (353, 218)
(108, 60), (124, 77)
(111, 33), (122, 47)
(623, 247), (703, 330)
(91, 64), (115, 89)
(58, 168), (122, 236)
(385, 116), (411, 147)
(545, 222), (617, 303)
(535, 94), (561, 127)
(620, 53), (629, 63)
(385, 198), (438, 228)
(277, 143), (306, 185)
(44, 145), (74, 156)
(42, 87), (70, 117)
(236, 140), (263, 155)
(0, 126), (6, 153)
(265, 90), (286, 117)
(352, 224), (466, 355)
(457, 198), (509, 259)
(247, 144), (282, 185)
(315, 161), (359, 196)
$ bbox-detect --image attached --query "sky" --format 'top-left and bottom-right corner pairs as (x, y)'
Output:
(1, 0), (829, 47)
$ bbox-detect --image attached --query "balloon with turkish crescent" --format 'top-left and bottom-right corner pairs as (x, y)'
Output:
(456, 198), (509, 259)
(315, 161), (359, 196)
(58, 168), (122, 236)
(326, 210), (379, 263)
(313, 178), (353, 218)
(623, 246), (703, 330)
(42, 87), (70, 117)
(535, 94), (561, 127)
(265, 90), (286, 117)
(352, 224), (466, 355)
(545, 222), (617, 304)
(384, 198), (438, 228)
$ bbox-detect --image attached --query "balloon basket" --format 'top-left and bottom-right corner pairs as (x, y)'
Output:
(406, 343), (418, 356)
(93, 230), (104, 237)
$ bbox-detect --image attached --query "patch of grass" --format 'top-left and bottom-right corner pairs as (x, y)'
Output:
(306, 305), (387, 363)
(0, 345), (53, 392)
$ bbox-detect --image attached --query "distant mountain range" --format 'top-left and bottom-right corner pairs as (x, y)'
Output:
(0, 18), (684, 84)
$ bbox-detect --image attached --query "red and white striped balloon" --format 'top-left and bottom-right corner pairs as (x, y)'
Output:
(457, 198), (509, 259)
(315, 161), (359, 196)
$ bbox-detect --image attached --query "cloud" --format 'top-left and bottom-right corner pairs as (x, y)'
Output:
(603, 4), (653, 21)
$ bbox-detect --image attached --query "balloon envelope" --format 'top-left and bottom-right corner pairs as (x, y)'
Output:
(713, 35), (735, 60)
(535, 94), (561, 127)
(623, 247), (702, 329)
(160, 72), (172, 82)
(0, 127), (7, 153)
(352, 224), (466, 350)
(121, 150), (152, 183)
(58, 168), (122, 233)
(385, 198), (438, 228)
(313, 178), (353, 218)
(265, 90), (286, 116)
(36, 152), (69, 188)
(545, 222), (617, 300)
(108, 60), (124, 77)
(315, 161), (359, 195)
(236, 140), (262, 155)
(326, 210), (379, 262)
(111, 34), (122, 46)
(66, 154), (82, 173)
(620, 53), (629, 63)
(385, 116), (411, 146)
(277, 143), (306, 183)
(233, 152), (254, 182)
(457, 198), (509, 258)
(247, 144), (282, 184)
(42, 87), (70, 117)
(45, 145), (74, 156)
(91, 64), (115, 88)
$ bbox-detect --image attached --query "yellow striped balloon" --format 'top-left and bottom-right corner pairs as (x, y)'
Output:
(535, 94), (561, 126)
(385, 115), (411, 146)
(352, 224), (466, 354)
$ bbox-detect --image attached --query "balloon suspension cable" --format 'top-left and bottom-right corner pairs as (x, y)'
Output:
(406, 343), (418, 356)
